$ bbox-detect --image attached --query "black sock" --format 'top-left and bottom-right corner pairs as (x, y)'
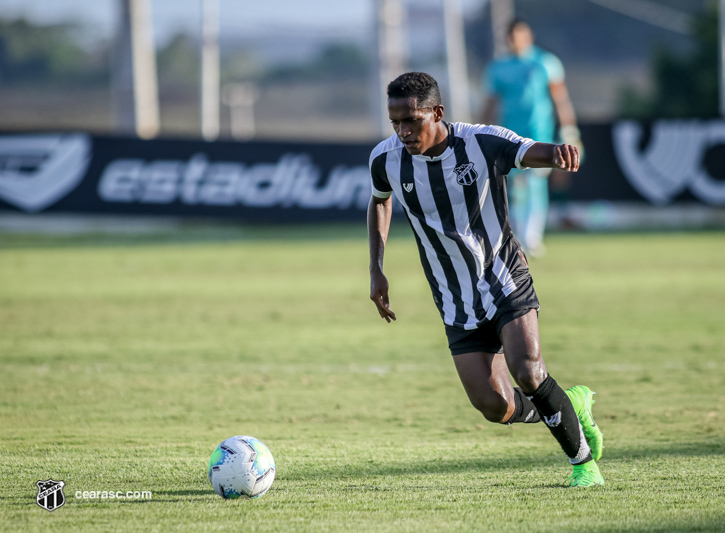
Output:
(530, 375), (592, 464)
(505, 387), (541, 424)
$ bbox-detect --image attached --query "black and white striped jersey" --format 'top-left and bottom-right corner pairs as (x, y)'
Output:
(369, 121), (535, 330)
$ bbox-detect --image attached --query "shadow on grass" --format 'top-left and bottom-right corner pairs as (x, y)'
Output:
(279, 438), (724, 483)
(610, 517), (725, 533)
(155, 489), (210, 497)
(284, 453), (556, 481)
(599, 439), (724, 461)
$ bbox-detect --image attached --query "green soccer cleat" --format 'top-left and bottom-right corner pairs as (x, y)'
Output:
(565, 460), (605, 488)
(565, 385), (604, 461)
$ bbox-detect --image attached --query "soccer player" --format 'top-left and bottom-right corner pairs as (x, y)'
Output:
(367, 72), (603, 487)
(481, 19), (582, 256)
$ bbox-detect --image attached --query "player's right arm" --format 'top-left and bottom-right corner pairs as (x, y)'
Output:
(521, 142), (580, 172)
(368, 195), (396, 323)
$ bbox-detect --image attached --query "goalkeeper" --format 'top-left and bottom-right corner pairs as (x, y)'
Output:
(481, 19), (582, 257)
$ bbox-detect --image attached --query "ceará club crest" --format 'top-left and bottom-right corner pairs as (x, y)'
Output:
(454, 163), (478, 186)
(36, 479), (66, 512)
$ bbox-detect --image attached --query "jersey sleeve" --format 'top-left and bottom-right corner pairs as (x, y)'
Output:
(369, 150), (392, 199)
(474, 125), (536, 175)
(542, 52), (565, 84)
(514, 139), (536, 170)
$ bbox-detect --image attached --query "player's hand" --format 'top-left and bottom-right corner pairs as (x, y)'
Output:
(370, 271), (397, 323)
(559, 125), (585, 163)
(553, 143), (580, 172)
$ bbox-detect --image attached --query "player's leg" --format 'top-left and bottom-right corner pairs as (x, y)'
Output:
(453, 351), (540, 424)
(499, 310), (603, 486)
(499, 309), (583, 454)
(447, 322), (540, 425)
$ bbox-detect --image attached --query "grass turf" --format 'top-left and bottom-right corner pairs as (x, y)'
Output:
(1, 227), (724, 532)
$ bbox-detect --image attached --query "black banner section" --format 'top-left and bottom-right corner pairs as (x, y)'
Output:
(0, 133), (376, 222)
(1, 121), (724, 221)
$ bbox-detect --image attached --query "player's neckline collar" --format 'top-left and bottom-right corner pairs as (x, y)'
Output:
(413, 122), (455, 162)
(513, 46), (537, 60)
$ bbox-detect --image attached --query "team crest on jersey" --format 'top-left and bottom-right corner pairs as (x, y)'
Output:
(454, 162), (478, 186)
(403, 182), (414, 193)
(36, 479), (66, 512)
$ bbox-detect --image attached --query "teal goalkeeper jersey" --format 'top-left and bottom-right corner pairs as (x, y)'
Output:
(484, 45), (564, 143)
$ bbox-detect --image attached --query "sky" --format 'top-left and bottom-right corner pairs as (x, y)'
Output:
(0, 0), (485, 45)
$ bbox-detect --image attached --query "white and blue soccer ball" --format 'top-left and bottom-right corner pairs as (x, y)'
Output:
(208, 435), (276, 499)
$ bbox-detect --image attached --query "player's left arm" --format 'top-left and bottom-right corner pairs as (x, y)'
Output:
(544, 52), (582, 150)
(521, 142), (580, 172)
(550, 81), (584, 157)
(549, 81), (577, 131)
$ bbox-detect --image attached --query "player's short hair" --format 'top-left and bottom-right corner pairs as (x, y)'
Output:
(387, 72), (442, 108)
(507, 18), (530, 36)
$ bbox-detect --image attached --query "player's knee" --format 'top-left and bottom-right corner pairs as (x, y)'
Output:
(513, 364), (547, 393)
(470, 396), (510, 424)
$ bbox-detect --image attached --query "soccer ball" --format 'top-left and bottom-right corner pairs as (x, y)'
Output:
(207, 435), (276, 499)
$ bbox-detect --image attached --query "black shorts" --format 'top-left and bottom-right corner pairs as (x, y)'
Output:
(445, 251), (540, 356)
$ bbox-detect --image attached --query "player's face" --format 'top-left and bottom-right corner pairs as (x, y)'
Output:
(388, 97), (444, 156)
(508, 24), (533, 55)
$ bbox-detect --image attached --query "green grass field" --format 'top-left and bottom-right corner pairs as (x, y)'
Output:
(1, 227), (724, 532)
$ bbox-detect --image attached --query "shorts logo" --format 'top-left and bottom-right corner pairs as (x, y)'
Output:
(454, 162), (478, 186)
(403, 182), (414, 193)
(36, 479), (66, 512)
(543, 412), (562, 428)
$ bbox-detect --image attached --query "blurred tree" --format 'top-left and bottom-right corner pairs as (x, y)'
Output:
(0, 17), (108, 86)
(618, 3), (717, 118)
(222, 48), (260, 86)
(156, 32), (199, 90)
(262, 43), (368, 83)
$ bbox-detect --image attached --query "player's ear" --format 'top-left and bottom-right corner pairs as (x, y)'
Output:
(433, 105), (444, 122)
